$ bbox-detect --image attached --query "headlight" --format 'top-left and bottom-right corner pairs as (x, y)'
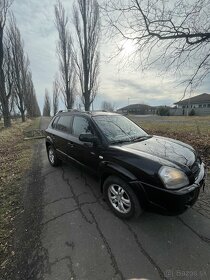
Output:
(158, 166), (189, 189)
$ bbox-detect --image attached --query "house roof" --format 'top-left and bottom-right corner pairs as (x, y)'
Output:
(117, 103), (154, 111)
(174, 93), (210, 105)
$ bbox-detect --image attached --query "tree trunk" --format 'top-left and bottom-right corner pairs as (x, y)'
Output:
(66, 92), (71, 109)
(0, 28), (11, 127)
(84, 94), (90, 111)
(83, 0), (90, 112)
(0, 80), (11, 127)
(2, 103), (11, 127)
(20, 109), (25, 122)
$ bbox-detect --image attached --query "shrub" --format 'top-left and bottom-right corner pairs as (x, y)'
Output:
(157, 107), (170, 116)
(189, 109), (196, 116)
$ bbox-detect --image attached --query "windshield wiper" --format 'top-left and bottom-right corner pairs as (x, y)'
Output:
(111, 139), (132, 144)
(132, 135), (152, 142)
(111, 135), (152, 145)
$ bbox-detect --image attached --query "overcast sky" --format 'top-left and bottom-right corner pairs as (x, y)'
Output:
(11, 0), (209, 111)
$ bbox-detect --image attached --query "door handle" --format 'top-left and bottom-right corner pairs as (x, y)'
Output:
(68, 142), (74, 148)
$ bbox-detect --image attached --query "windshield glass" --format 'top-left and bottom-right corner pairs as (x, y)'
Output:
(93, 115), (148, 143)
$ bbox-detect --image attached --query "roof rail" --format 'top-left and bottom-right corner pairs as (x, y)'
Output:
(87, 110), (109, 113)
(56, 109), (80, 114)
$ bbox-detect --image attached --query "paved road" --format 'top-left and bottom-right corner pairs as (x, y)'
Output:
(37, 117), (210, 280)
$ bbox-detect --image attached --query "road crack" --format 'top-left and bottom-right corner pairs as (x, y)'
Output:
(124, 222), (167, 280)
(43, 196), (74, 207)
(41, 208), (80, 226)
(41, 201), (100, 227)
(49, 256), (76, 279)
(177, 216), (210, 244)
(61, 167), (94, 224)
(81, 170), (110, 212)
(89, 210), (124, 280)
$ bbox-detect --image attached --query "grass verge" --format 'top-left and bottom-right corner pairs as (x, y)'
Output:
(0, 118), (40, 274)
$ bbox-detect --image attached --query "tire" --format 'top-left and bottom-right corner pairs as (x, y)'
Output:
(103, 176), (142, 219)
(47, 145), (61, 167)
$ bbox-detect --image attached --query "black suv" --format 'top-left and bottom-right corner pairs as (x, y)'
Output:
(45, 110), (206, 219)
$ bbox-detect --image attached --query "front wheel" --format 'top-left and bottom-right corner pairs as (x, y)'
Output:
(103, 176), (142, 219)
(47, 145), (61, 167)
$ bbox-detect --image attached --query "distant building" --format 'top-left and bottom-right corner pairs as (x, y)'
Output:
(117, 104), (156, 115)
(117, 93), (210, 116)
(170, 93), (210, 116)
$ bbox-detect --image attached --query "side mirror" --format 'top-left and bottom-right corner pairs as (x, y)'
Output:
(79, 133), (99, 145)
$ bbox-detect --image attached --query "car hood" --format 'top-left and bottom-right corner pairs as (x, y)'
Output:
(113, 136), (196, 167)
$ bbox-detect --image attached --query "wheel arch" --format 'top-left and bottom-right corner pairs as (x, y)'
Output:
(100, 163), (135, 188)
(46, 136), (54, 150)
(99, 162), (148, 209)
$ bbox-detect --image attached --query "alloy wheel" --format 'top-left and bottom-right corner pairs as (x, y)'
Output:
(48, 148), (55, 164)
(108, 184), (131, 214)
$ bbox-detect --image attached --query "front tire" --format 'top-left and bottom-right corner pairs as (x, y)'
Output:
(103, 176), (142, 219)
(47, 145), (61, 167)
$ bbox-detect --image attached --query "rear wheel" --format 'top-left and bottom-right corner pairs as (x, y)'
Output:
(47, 145), (61, 167)
(103, 176), (142, 219)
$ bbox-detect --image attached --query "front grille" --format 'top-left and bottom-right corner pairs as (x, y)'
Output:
(190, 157), (201, 179)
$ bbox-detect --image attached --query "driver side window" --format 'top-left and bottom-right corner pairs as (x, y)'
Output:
(72, 116), (93, 137)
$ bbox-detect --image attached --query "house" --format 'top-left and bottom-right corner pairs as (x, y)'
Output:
(171, 93), (210, 116)
(117, 104), (156, 115)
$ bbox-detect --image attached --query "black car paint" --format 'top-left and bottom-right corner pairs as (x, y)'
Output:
(45, 111), (205, 215)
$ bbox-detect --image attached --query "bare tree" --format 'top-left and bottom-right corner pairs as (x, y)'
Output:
(0, 102), (2, 120)
(3, 35), (15, 112)
(0, 0), (13, 127)
(43, 89), (51, 117)
(34, 95), (41, 117)
(73, 0), (100, 111)
(53, 78), (59, 115)
(55, 0), (76, 109)
(25, 71), (41, 117)
(101, 101), (115, 112)
(8, 15), (29, 122)
(104, 0), (210, 92)
(30, 93), (41, 117)
(24, 71), (34, 117)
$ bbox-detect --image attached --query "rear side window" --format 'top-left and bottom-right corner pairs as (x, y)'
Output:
(51, 116), (59, 129)
(72, 116), (93, 137)
(56, 116), (72, 133)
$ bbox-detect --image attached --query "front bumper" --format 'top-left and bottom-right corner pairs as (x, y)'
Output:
(138, 163), (206, 215)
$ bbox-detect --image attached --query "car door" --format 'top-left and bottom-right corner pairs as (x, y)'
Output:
(53, 115), (73, 160)
(68, 115), (101, 172)
(47, 115), (60, 148)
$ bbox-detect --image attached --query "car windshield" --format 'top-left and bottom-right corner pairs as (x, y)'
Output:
(93, 115), (148, 143)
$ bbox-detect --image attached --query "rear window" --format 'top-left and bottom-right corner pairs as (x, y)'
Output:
(56, 115), (72, 133)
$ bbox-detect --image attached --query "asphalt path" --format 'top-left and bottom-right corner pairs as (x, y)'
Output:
(37, 117), (210, 280)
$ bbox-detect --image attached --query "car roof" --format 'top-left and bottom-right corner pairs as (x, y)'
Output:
(55, 110), (120, 117)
